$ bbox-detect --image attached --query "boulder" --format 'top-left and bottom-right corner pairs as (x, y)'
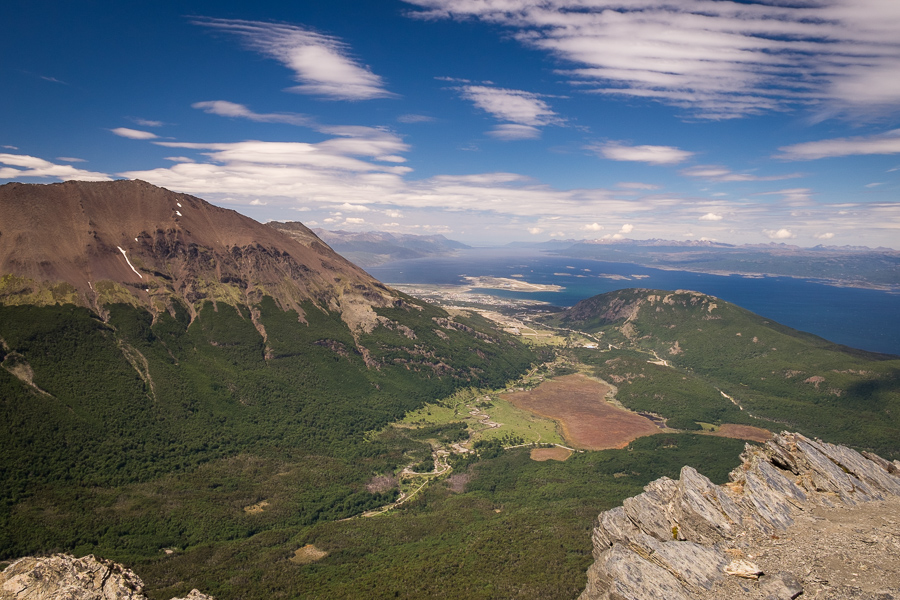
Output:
(0, 554), (214, 600)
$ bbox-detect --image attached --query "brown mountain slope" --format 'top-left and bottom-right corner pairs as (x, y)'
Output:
(0, 180), (396, 327)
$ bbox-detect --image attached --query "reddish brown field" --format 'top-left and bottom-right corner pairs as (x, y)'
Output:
(706, 424), (773, 443)
(530, 447), (572, 461)
(501, 374), (660, 450)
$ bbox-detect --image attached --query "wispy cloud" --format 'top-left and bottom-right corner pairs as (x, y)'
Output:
(456, 85), (561, 139)
(617, 182), (661, 190)
(699, 213), (724, 221)
(131, 118), (164, 127)
(56, 157), (86, 163)
(775, 129), (900, 160)
(591, 142), (693, 165)
(193, 100), (313, 126)
(111, 127), (158, 140)
(405, 0), (900, 120)
(458, 86), (559, 126)
(194, 18), (395, 101)
(681, 165), (804, 182)
(0, 154), (111, 181)
(487, 124), (541, 140)
(397, 114), (435, 123)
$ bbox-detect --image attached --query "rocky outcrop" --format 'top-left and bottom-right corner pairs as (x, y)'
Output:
(0, 554), (213, 600)
(581, 432), (900, 600)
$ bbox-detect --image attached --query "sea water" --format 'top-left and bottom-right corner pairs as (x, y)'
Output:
(368, 247), (900, 355)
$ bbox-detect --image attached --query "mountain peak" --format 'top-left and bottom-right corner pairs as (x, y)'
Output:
(0, 180), (396, 327)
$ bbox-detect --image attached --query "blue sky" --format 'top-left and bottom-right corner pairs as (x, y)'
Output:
(2, 0), (900, 247)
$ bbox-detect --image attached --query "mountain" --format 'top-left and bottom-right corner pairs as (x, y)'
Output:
(550, 239), (900, 289)
(0, 180), (534, 573)
(0, 180), (397, 329)
(274, 226), (470, 267)
(543, 288), (900, 457)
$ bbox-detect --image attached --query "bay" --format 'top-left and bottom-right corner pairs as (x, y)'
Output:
(367, 247), (900, 356)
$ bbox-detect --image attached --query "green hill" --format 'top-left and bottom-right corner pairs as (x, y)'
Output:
(544, 288), (900, 457)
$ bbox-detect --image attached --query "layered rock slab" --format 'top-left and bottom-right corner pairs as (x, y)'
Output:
(580, 432), (900, 600)
(0, 554), (213, 600)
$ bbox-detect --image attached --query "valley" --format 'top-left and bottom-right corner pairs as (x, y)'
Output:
(1, 182), (899, 599)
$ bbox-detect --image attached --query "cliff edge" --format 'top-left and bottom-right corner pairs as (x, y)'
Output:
(581, 432), (900, 600)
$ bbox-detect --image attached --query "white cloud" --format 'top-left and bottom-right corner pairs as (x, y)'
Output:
(458, 85), (560, 126)
(164, 156), (195, 163)
(339, 202), (371, 212)
(699, 213), (724, 221)
(132, 118), (163, 127)
(487, 124), (541, 140)
(250, 199), (267, 205)
(2, 145), (18, 150)
(593, 142), (693, 165)
(345, 217), (365, 224)
(193, 100), (313, 126)
(0, 153), (111, 181)
(528, 227), (544, 235)
(111, 127), (158, 140)
(764, 228), (795, 240)
(56, 157), (86, 163)
(816, 232), (835, 240)
(195, 18), (394, 101)
(775, 129), (900, 161)
(405, 0), (900, 119)
(384, 210), (404, 218)
(620, 223), (634, 234)
(681, 165), (804, 182)
(583, 222), (604, 231)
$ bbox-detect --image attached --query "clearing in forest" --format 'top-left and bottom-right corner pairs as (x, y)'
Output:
(705, 423), (773, 443)
(501, 374), (661, 450)
(530, 447), (572, 461)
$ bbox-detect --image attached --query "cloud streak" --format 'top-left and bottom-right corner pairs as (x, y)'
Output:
(681, 165), (804, 182)
(592, 142), (693, 165)
(0, 154), (111, 181)
(111, 127), (158, 140)
(193, 101), (313, 126)
(776, 129), (900, 160)
(404, 0), (900, 119)
(456, 85), (561, 139)
(195, 18), (395, 101)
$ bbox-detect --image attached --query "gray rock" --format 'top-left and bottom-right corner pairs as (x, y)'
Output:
(760, 572), (803, 600)
(623, 477), (678, 542)
(580, 432), (900, 600)
(580, 544), (690, 600)
(0, 554), (146, 600)
(819, 441), (900, 496)
(675, 467), (737, 543)
(0, 554), (215, 600)
(170, 592), (216, 600)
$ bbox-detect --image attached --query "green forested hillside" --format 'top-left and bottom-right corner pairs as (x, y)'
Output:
(546, 288), (900, 457)
(0, 296), (534, 562)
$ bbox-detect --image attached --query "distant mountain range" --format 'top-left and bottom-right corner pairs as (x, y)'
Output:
(304, 228), (899, 289)
(551, 238), (900, 289)
(269, 226), (470, 267)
